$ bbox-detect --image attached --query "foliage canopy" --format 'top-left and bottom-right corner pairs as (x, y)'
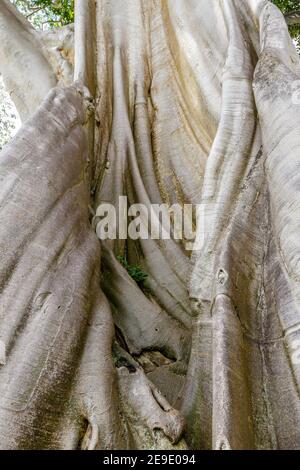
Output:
(12, 0), (74, 29)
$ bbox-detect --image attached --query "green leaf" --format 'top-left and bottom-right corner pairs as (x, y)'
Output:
(117, 256), (148, 286)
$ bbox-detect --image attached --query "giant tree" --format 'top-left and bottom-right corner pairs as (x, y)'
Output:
(0, 0), (300, 450)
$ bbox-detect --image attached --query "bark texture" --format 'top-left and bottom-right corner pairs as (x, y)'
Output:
(0, 0), (300, 450)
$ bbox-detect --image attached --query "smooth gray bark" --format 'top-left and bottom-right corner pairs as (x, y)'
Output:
(0, 0), (300, 450)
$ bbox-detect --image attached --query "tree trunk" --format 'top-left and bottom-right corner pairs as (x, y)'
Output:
(0, 0), (300, 450)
